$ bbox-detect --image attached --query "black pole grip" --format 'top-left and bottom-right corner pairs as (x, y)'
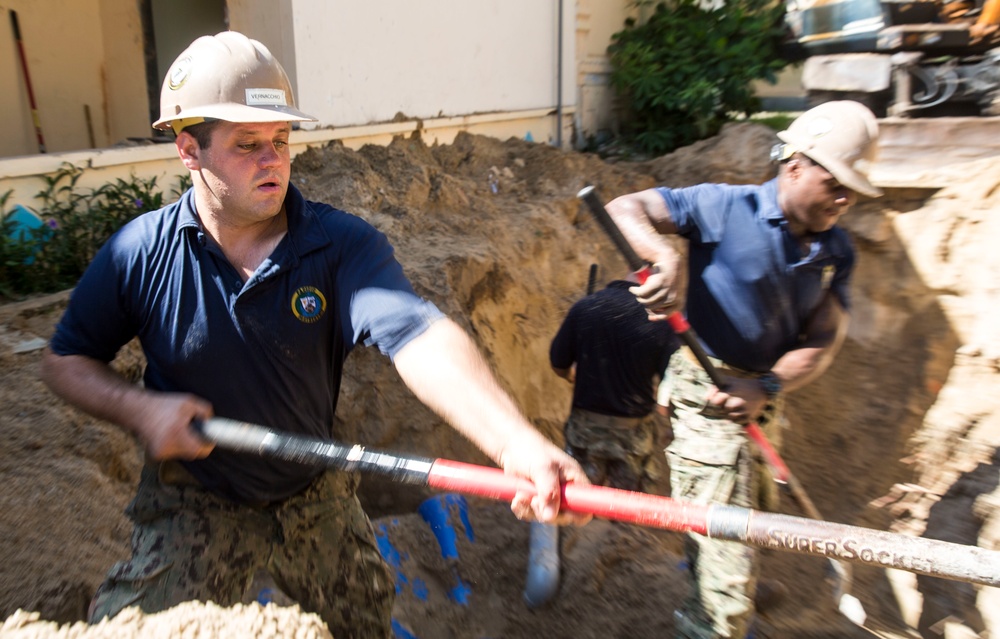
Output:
(578, 186), (648, 273)
(194, 417), (434, 485)
(9, 9), (21, 40)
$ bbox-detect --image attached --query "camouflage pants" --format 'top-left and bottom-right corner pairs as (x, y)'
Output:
(90, 461), (394, 639)
(564, 407), (664, 493)
(662, 348), (785, 639)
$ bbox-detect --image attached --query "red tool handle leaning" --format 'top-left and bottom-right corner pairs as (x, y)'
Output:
(663, 314), (795, 483)
(9, 10), (45, 154)
(192, 417), (1000, 588)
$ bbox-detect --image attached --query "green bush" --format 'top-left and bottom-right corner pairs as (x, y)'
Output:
(0, 165), (190, 299)
(608, 0), (790, 156)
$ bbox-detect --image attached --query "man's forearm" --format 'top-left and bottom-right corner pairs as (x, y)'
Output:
(394, 318), (550, 466)
(40, 350), (149, 432)
(605, 189), (680, 266)
(771, 344), (840, 394)
(771, 297), (849, 393)
(41, 349), (215, 460)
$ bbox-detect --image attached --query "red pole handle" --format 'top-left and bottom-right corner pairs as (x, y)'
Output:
(666, 313), (792, 482)
(197, 418), (1000, 587)
(427, 460), (1000, 588)
(9, 10), (45, 153)
(428, 459), (710, 535)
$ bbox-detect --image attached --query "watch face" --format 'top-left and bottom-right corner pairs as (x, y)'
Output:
(760, 373), (782, 397)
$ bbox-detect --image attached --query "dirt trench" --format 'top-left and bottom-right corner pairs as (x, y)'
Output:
(1, 125), (998, 638)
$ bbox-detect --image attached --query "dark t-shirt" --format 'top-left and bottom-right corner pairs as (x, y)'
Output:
(550, 281), (679, 418)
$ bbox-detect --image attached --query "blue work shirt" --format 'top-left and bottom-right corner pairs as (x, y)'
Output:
(657, 178), (854, 372)
(50, 185), (443, 504)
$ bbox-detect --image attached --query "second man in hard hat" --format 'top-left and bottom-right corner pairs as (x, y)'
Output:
(604, 101), (881, 639)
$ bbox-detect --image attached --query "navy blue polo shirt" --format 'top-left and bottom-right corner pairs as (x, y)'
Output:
(50, 185), (443, 503)
(657, 178), (854, 372)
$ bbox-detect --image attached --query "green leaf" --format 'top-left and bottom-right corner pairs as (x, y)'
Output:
(606, 0), (790, 156)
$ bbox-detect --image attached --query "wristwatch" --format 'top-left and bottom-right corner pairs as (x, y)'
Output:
(758, 371), (783, 400)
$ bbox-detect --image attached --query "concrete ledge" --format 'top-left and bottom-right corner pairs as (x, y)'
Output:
(871, 117), (1000, 189)
(0, 107), (573, 211)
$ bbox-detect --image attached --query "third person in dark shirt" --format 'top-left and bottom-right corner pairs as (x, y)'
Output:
(550, 272), (679, 493)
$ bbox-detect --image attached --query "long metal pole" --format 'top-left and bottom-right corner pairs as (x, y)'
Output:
(196, 417), (1000, 588)
(555, 0), (563, 148)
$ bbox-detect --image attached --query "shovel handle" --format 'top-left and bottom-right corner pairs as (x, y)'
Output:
(195, 417), (1000, 587)
(578, 186), (647, 273)
(664, 313), (795, 480)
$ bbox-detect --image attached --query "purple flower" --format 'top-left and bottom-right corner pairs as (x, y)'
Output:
(46, 219), (58, 229)
(134, 198), (143, 209)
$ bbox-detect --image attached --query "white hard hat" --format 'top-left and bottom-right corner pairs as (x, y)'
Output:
(777, 101), (882, 198)
(153, 31), (316, 134)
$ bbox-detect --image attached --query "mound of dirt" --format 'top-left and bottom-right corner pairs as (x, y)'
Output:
(0, 602), (332, 638)
(1, 125), (998, 638)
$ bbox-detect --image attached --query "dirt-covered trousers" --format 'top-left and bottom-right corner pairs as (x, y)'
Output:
(663, 347), (784, 639)
(564, 406), (663, 492)
(89, 460), (395, 639)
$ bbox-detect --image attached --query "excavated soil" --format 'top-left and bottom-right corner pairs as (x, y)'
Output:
(1, 125), (998, 638)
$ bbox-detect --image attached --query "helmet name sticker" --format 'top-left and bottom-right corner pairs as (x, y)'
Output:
(291, 287), (327, 323)
(246, 88), (287, 107)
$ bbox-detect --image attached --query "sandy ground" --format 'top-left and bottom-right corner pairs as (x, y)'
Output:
(1, 125), (998, 638)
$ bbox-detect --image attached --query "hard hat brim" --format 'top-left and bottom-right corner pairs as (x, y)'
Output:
(778, 129), (883, 198)
(152, 102), (317, 131)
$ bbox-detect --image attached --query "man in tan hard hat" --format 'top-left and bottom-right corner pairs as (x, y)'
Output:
(603, 101), (881, 639)
(40, 31), (589, 637)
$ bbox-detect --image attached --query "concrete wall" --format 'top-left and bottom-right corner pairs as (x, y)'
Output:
(576, 0), (637, 145)
(0, 0), (149, 157)
(1, 1), (618, 153)
(1, 0), (633, 211)
(283, 0), (575, 137)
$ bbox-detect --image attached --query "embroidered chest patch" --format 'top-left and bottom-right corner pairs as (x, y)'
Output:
(291, 287), (327, 323)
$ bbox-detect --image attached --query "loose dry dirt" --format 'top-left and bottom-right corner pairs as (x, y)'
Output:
(1, 125), (998, 638)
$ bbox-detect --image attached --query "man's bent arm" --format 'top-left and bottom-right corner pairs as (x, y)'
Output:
(551, 366), (573, 382)
(40, 350), (213, 459)
(710, 294), (849, 423)
(771, 294), (850, 393)
(393, 318), (590, 524)
(605, 189), (680, 265)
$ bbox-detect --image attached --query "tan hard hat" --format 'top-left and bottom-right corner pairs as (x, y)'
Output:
(153, 31), (317, 134)
(777, 101), (882, 198)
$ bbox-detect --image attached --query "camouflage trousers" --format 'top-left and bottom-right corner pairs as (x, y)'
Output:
(662, 347), (785, 639)
(564, 406), (665, 493)
(90, 460), (395, 639)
